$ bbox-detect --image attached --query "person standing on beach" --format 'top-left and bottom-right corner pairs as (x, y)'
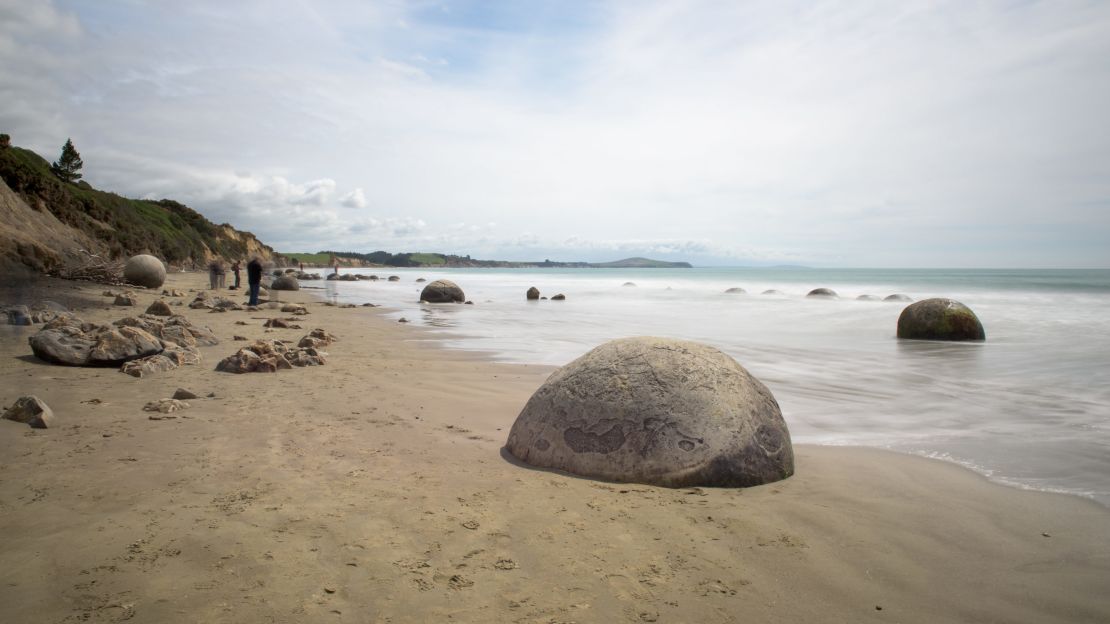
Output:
(247, 257), (262, 305)
(208, 260), (221, 289)
(231, 261), (241, 290)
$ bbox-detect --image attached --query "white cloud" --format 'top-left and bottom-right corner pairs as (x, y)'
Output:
(2, 0), (1108, 266)
(340, 188), (367, 208)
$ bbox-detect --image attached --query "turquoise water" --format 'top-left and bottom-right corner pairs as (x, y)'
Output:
(308, 267), (1110, 505)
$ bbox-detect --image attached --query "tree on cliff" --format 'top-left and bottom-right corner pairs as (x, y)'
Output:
(51, 138), (84, 183)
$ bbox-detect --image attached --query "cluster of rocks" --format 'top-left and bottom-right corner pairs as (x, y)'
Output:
(27, 313), (217, 378)
(215, 336), (329, 373)
(326, 273), (374, 282)
(189, 291), (245, 311)
(526, 286), (566, 301)
(5, 301), (69, 326)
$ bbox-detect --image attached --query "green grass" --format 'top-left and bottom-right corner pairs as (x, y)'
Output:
(282, 252), (334, 265)
(408, 252), (446, 265)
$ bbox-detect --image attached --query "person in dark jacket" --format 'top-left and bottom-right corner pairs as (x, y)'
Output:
(230, 261), (241, 289)
(247, 257), (263, 305)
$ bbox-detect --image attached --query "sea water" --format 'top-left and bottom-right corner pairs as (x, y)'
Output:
(308, 267), (1110, 505)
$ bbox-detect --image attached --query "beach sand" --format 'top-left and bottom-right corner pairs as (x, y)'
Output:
(1, 273), (1108, 623)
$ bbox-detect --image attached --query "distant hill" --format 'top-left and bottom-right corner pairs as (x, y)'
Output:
(588, 257), (692, 268)
(286, 251), (692, 269)
(0, 140), (282, 273)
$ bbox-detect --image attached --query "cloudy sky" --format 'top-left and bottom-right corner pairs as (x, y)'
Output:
(2, 1), (1108, 267)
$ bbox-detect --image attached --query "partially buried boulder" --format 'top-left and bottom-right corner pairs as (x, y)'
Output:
(725, 287), (746, 294)
(145, 300), (173, 316)
(897, 298), (985, 341)
(806, 288), (838, 298)
(505, 337), (794, 488)
(270, 275), (300, 291)
(526, 287), (540, 300)
(114, 293), (137, 306)
(123, 254), (167, 289)
(885, 294), (913, 302)
(420, 279), (465, 303)
(551, 294), (566, 301)
(3, 396), (53, 428)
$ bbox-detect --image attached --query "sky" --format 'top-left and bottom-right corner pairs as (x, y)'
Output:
(1, 0), (1109, 267)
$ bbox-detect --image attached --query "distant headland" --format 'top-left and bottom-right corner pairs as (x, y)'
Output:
(282, 251), (693, 269)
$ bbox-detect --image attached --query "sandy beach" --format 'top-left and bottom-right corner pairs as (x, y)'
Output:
(2, 272), (1108, 624)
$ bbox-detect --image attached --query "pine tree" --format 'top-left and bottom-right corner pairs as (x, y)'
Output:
(51, 138), (83, 183)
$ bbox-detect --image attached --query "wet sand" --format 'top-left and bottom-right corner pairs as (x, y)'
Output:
(1, 273), (1108, 623)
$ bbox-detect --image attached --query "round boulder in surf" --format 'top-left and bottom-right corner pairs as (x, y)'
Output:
(505, 337), (794, 488)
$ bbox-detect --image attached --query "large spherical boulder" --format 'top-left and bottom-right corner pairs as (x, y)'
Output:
(505, 337), (794, 488)
(526, 286), (540, 300)
(420, 279), (465, 303)
(123, 254), (166, 289)
(806, 288), (837, 298)
(270, 275), (300, 291)
(897, 298), (985, 341)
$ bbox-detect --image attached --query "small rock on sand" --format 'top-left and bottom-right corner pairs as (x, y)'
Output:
(143, 399), (189, 414)
(3, 396), (53, 428)
(172, 388), (198, 400)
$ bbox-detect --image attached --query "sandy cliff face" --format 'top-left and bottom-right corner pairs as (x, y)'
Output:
(0, 177), (107, 272)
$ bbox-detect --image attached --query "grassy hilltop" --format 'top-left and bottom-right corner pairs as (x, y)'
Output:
(0, 140), (281, 272)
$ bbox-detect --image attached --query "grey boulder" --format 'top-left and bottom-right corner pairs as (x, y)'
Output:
(420, 279), (465, 303)
(897, 298), (986, 341)
(145, 300), (174, 316)
(505, 337), (794, 488)
(123, 254), (167, 289)
(806, 288), (838, 298)
(270, 275), (300, 291)
(526, 287), (540, 300)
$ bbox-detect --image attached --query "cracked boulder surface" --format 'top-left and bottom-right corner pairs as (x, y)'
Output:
(505, 336), (794, 488)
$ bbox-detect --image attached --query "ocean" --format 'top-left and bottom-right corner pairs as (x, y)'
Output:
(303, 267), (1110, 506)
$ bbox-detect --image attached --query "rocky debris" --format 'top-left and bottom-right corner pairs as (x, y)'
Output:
(281, 304), (308, 315)
(215, 340), (327, 373)
(114, 293), (137, 306)
(551, 294), (566, 301)
(885, 294), (913, 302)
(897, 298), (986, 341)
(526, 287), (540, 300)
(114, 314), (219, 348)
(121, 345), (201, 378)
(464, 301), (474, 305)
(3, 396), (53, 428)
(270, 275), (300, 291)
(420, 279), (465, 304)
(725, 287), (746, 294)
(362, 303), (378, 307)
(398, 317), (409, 323)
(103, 290), (115, 297)
(298, 328), (337, 349)
(143, 398), (189, 414)
(806, 288), (838, 298)
(296, 272), (323, 280)
(161, 289), (185, 297)
(172, 388), (198, 400)
(264, 318), (302, 329)
(233, 335), (247, 341)
(506, 336), (794, 488)
(189, 291), (212, 309)
(145, 300), (173, 316)
(7, 305), (31, 325)
(30, 317), (164, 366)
(123, 254), (167, 289)
(235, 321), (248, 325)
(212, 298), (242, 312)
